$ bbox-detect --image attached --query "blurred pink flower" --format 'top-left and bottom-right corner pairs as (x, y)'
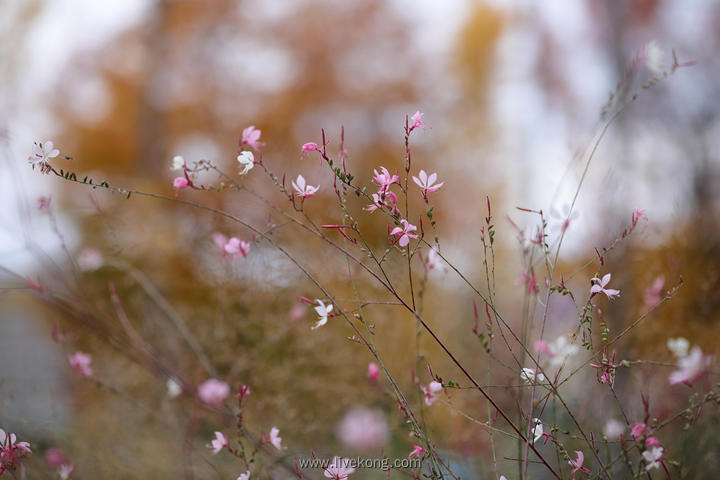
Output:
(410, 111), (424, 130)
(391, 220), (418, 248)
(568, 451), (589, 476)
(292, 174), (320, 198)
(323, 456), (355, 479)
(603, 419), (624, 440)
(591, 273), (620, 299)
(632, 208), (647, 228)
(412, 170), (443, 196)
(422, 381), (443, 406)
(173, 177), (189, 189)
(212, 233), (228, 255)
(224, 237), (251, 260)
(198, 379), (230, 406)
(269, 427), (282, 450)
(44, 448), (69, 469)
(372, 167), (399, 193)
(408, 445), (423, 458)
(643, 276), (664, 306)
(302, 142), (319, 152)
(645, 436), (661, 447)
(77, 248), (103, 271)
(289, 303), (306, 321)
(37, 196), (52, 211)
(336, 407), (388, 451)
(68, 352), (93, 377)
(209, 432), (228, 454)
(241, 126), (263, 150)
(235, 384), (251, 399)
(425, 248), (446, 272)
(669, 346), (711, 385)
(630, 423), (647, 439)
(367, 362), (379, 382)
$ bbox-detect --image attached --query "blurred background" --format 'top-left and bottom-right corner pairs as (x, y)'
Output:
(1, 0), (719, 478)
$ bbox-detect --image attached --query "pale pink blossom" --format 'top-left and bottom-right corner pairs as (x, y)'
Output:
(323, 456), (355, 479)
(642, 446), (664, 471)
(408, 445), (423, 458)
(644, 276), (665, 306)
(224, 237), (251, 260)
(28, 140), (59, 168)
(365, 191), (399, 214)
(422, 381), (443, 406)
(550, 204), (579, 233)
(645, 436), (661, 447)
(667, 337), (690, 358)
(568, 451), (589, 476)
(632, 208), (648, 228)
(171, 155), (185, 171)
(536, 335), (579, 367)
(38, 196), (52, 211)
(302, 142), (319, 152)
(237, 472), (251, 480)
(372, 167), (399, 193)
(173, 177), (189, 189)
(68, 351), (93, 377)
(412, 170), (444, 196)
(77, 248), (103, 271)
(410, 111), (424, 130)
(336, 407), (388, 451)
(208, 431), (228, 454)
(591, 273), (620, 299)
(367, 362), (379, 382)
(289, 303), (306, 321)
(269, 427), (282, 450)
(237, 151), (254, 175)
(212, 233), (228, 255)
(241, 126), (263, 150)
(391, 219), (418, 247)
(291, 174), (319, 198)
(44, 448), (69, 469)
(603, 419), (624, 440)
(425, 248), (446, 271)
(235, 384), (251, 399)
(669, 346), (711, 385)
(312, 299), (333, 329)
(198, 379), (230, 406)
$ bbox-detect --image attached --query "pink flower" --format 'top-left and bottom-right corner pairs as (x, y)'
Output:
(630, 423), (647, 439)
(567, 451), (589, 476)
(224, 237), (251, 260)
(372, 167), (399, 193)
(632, 208), (647, 228)
(44, 448), (69, 469)
(412, 170), (444, 196)
(173, 177), (189, 189)
(645, 436), (661, 447)
(198, 379), (230, 407)
(410, 111), (424, 130)
(302, 142), (319, 152)
(669, 346), (711, 385)
(241, 126), (263, 150)
(391, 220), (418, 248)
(590, 273), (620, 299)
(408, 445), (423, 458)
(335, 407), (388, 451)
(365, 191), (399, 214)
(37, 196), (52, 211)
(209, 431), (228, 454)
(534, 340), (552, 356)
(68, 352), (93, 377)
(28, 140), (59, 168)
(0, 428), (32, 473)
(367, 362), (379, 382)
(323, 456), (355, 479)
(291, 174), (320, 198)
(643, 276), (664, 306)
(269, 427), (282, 450)
(422, 381), (443, 406)
(77, 248), (103, 271)
(235, 384), (251, 399)
(425, 248), (446, 271)
(212, 233), (228, 255)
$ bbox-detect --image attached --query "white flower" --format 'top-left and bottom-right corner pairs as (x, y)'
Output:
(171, 155), (185, 170)
(237, 151), (254, 175)
(668, 346), (711, 385)
(28, 140), (59, 166)
(312, 299), (333, 329)
(521, 368), (545, 384)
(547, 336), (579, 367)
(603, 419), (624, 440)
(269, 427), (282, 450)
(77, 248), (103, 271)
(642, 446), (663, 470)
(209, 431), (227, 454)
(237, 472), (251, 480)
(644, 41), (665, 75)
(323, 456), (355, 479)
(291, 174), (319, 198)
(58, 464), (74, 480)
(531, 418), (543, 444)
(166, 378), (182, 398)
(667, 337), (689, 358)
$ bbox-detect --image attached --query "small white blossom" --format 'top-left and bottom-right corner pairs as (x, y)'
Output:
(642, 446), (663, 470)
(237, 151), (255, 176)
(28, 140), (59, 167)
(667, 337), (689, 358)
(312, 299), (333, 329)
(171, 155), (185, 170)
(521, 368), (545, 384)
